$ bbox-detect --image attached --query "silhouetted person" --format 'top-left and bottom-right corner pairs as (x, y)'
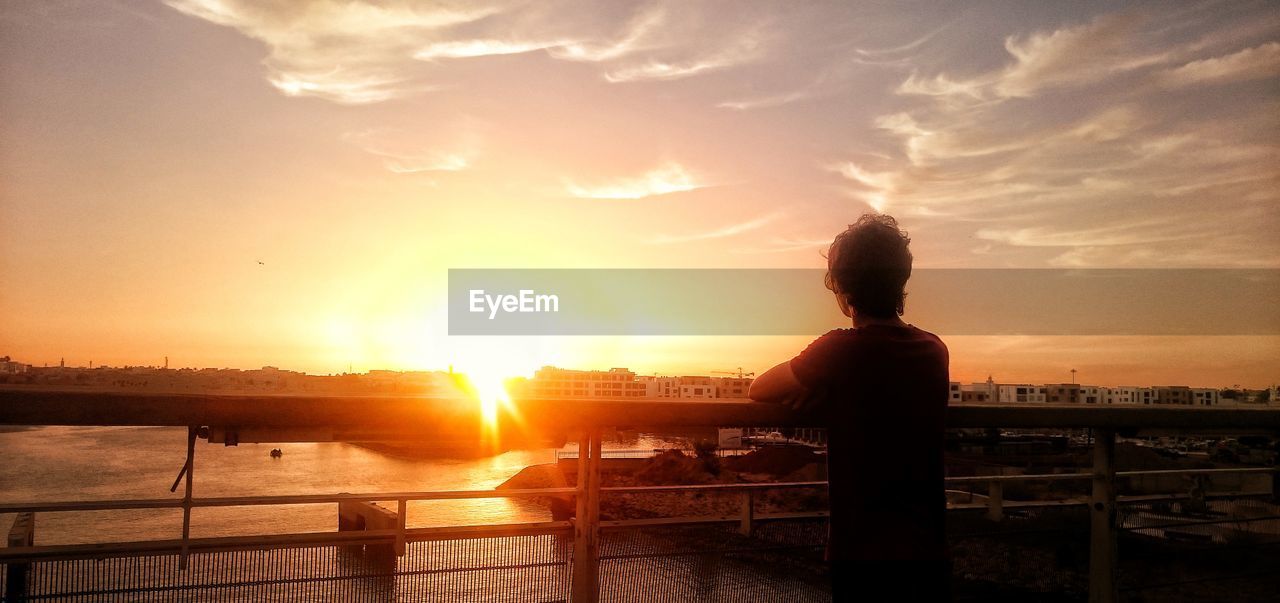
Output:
(749, 214), (950, 600)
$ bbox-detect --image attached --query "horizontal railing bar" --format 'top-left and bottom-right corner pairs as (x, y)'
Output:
(3, 388), (1278, 432)
(599, 511), (829, 530)
(0, 522), (575, 563)
(947, 491), (1273, 512)
(0, 488), (579, 514)
(946, 473), (1090, 484)
(945, 467), (1275, 484)
(1115, 467), (1276, 477)
(601, 481), (826, 494)
(1117, 490), (1271, 503)
(1120, 514), (1280, 531)
(194, 487), (579, 506)
(0, 498), (186, 513)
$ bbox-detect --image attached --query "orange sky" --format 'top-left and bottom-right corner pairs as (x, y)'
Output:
(1, 1), (1277, 388)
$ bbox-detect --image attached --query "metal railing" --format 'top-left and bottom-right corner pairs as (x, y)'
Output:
(1, 389), (1278, 602)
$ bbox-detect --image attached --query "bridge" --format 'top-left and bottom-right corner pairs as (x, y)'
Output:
(1, 388), (1278, 601)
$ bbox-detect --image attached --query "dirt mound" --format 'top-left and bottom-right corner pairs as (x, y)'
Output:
(634, 449), (717, 485)
(1113, 442), (1214, 471)
(725, 446), (823, 477)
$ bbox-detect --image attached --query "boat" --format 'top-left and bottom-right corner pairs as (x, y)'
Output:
(270, 448), (282, 458)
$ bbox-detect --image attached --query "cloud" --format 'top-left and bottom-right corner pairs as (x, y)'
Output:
(649, 213), (782, 244)
(546, 7), (665, 62)
(855, 21), (954, 57)
(731, 236), (833, 254)
(164, 0), (770, 102)
(1157, 41), (1280, 87)
(414, 39), (565, 60)
(716, 90), (810, 110)
(975, 221), (1203, 248)
(164, 0), (491, 104)
(844, 8), (1280, 267)
(343, 124), (482, 173)
(602, 32), (765, 83)
(565, 163), (707, 199)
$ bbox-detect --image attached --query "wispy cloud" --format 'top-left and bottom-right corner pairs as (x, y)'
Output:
(414, 39), (565, 60)
(846, 8), (1280, 267)
(343, 125), (482, 173)
(164, 0), (771, 102)
(164, 0), (491, 104)
(1157, 41), (1280, 87)
(855, 21), (954, 56)
(732, 236), (832, 254)
(565, 163), (707, 199)
(649, 213), (782, 244)
(716, 90), (810, 110)
(602, 27), (766, 83)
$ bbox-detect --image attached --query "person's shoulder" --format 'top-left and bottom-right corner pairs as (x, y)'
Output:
(907, 325), (949, 353)
(907, 324), (943, 342)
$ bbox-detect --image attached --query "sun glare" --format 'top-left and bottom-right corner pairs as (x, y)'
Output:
(465, 365), (511, 426)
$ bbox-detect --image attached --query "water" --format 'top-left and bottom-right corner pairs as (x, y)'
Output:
(0, 426), (683, 546)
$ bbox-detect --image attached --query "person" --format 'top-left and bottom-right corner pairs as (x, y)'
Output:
(748, 214), (951, 600)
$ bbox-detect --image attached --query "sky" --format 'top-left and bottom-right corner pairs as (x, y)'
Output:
(1, 0), (1277, 388)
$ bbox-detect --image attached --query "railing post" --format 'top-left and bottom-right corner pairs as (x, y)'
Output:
(6, 512), (35, 602)
(179, 425), (196, 570)
(396, 499), (407, 556)
(1089, 428), (1118, 603)
(572, 429), (601, 603)
(738, 490), (754, 536)
(986, 480), (1004, 522)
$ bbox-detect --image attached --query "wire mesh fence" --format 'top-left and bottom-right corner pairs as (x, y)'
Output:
(4, 535), (573, 602)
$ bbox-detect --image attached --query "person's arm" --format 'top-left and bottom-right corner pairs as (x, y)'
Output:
(750, 330), (844, 412)
(749, 359), (826, 411)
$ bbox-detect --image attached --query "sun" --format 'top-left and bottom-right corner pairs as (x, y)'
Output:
(464, 364), (512, 426)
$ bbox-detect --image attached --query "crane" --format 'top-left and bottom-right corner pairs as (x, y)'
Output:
(710, 367), (755, 378)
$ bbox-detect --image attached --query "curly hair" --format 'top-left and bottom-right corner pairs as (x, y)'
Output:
(823, 214), (913, 318)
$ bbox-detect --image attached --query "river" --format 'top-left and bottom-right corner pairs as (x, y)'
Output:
(0, 426), (687, 546)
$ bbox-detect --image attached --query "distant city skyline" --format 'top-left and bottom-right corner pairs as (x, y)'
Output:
(2, 354), (1273, 392)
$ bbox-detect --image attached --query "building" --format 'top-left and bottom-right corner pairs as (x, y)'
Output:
(1153, 386), (1193, 405)
(677, 376), (716, 399)
(1105, 387), (1142, 404)
(0, 356), (30, 374)
(713, 377), (752, 398)
(638, 376), (680, 398)
(1191, 388), (1220, 407)
(1045, 384), (1082, 404)
(525, 367), (648, 398)
(637, 374), (753, 399)
(1080, 386), (1105, 404)
(998, 384), (1047, 403)
(954, 377), (997, 403)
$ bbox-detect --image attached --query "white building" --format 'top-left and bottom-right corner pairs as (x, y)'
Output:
(1080, 386), (1105, 404)
(678, 376), (716, 399)
(0, 356), (29, 374)
(1105, 387), (1142, 404)
(998, 384), (1047, 403)
(639, 376), (680, 398)
(525, 367), (647, 398)
(954, 377), (997, 403)
(713, 377), (752, 398)
(1191, 388), (1220, 406)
